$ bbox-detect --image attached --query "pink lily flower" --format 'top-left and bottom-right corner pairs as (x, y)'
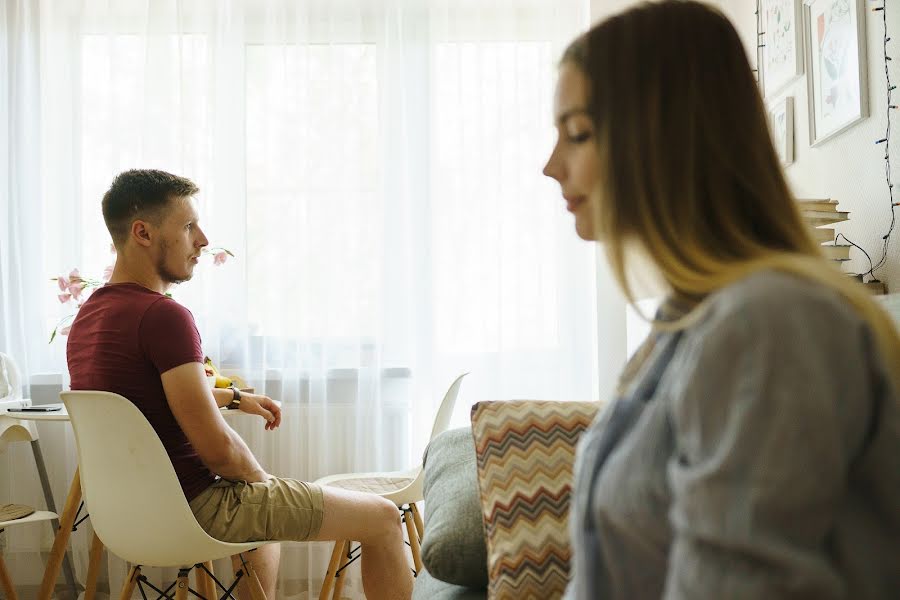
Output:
(67, 281), (84, 300)
(68, 268), (81, 282)
(58, 293), (72, 304)
(57, 276), (69, 291)
(213, 251), (228, 266)
(103, 264), (115, 281)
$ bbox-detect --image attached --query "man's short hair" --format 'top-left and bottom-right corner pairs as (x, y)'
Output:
(102, 169), (199, 246)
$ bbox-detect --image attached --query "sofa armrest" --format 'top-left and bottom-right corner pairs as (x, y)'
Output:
(421, 427), (489, 588)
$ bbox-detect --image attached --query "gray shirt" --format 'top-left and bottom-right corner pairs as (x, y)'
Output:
(568, 271), (900, 599)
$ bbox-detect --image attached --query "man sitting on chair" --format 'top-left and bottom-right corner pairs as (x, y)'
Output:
(66, 169), (413, 600)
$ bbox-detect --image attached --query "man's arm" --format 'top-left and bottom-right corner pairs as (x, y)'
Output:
(210, 387), (282, 431)
(161, 361), (269, 482)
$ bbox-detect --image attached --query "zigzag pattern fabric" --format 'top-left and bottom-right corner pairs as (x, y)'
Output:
(470, 400), (600, 600)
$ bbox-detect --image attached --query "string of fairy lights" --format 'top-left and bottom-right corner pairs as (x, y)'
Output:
(755, 0), (898, 285)
(754, 0), (764, 90)
(869, 0), (898, 281)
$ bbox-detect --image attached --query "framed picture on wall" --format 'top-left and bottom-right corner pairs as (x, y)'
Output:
(762, 0), (804, 97)
(768, 96), (794, 166)
(803, 0), (868, 146)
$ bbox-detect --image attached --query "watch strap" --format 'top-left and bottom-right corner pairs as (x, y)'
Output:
(227, 386), (242, 410)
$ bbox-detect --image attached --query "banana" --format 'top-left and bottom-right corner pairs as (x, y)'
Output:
(204, 356), (233, 388)
(229, 374), (248, 389)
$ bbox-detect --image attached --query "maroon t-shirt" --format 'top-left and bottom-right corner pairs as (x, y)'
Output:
(67, 283), (216, 501)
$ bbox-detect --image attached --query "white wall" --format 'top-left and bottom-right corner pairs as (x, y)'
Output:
(718, 0), (900, 291)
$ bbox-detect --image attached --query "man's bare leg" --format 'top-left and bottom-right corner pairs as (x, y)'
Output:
(231, 543), (281, 599)
(314, 487), (413, 600)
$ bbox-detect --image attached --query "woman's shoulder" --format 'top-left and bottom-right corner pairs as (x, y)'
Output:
(666, 269), (887, 397)
(692, 269), (868, 341)
(665, 269), (894, 462)
(708, 269), (855, 314)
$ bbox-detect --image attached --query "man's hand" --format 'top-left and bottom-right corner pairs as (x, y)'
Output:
(239, 393), (282, 430)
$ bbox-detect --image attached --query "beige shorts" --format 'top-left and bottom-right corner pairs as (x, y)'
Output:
(189, 477), (325, 543)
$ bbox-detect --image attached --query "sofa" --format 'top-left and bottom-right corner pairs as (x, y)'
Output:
(412, 398), (599, 600)
(412, 426), (488, 599)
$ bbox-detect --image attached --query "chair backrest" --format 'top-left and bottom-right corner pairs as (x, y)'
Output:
(428, 373), (468, 442)
(381, 373), (468, 505)
(61, 390), (241, 567)
(0, 353), (22, 401)
(0, 418), (39, 452)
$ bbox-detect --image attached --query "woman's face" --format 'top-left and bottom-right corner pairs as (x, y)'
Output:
(543, 63), (602, 241)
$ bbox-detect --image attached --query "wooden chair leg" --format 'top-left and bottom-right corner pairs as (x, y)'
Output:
(410, 503), (424, 541)
(319, 540), (344, 600)
(404, 509), (423, 573)
(38, 469), (81, 600)
(243, 559), (268, 600)
(84, 532), (104, 599)
(197, 561), (215, 599)
(331, 541), (352, 600)
(118, 565), (141, 600)
(174, 569), (190, 600)
(0, 554), (19, 600)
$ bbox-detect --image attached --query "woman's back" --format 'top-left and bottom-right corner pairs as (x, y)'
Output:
(570, 270), (900, 599)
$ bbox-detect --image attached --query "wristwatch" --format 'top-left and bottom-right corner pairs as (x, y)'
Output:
(227, 386), (242, 410)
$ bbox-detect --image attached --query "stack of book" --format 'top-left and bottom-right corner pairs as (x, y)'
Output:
(797, 199), (886, 294)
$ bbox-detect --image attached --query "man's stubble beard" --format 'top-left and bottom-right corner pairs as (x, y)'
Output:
(156, 238), (194, 285)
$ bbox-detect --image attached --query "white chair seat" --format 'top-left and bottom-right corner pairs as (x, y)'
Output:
(318, 468), (419, 498)
(0, 509), (59, 600)
(316, 374), (468, 600)
(0, 510), (58, 529)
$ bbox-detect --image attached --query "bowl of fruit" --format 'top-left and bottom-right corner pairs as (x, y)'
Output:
(203, 356), (245, 390)
(205, 366), (217, 389)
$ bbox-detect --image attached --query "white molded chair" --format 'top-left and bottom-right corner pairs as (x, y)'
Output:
(0, 509), (59, 600)
(0, 352), (23, 404)
(62, 390), (275, 600)
(0, 352), (81, 597)
(315, 373), (468, 600)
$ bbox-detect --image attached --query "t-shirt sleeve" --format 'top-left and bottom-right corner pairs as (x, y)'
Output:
(139, 298), (204, 374)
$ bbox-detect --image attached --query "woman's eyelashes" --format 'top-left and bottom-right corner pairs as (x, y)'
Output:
(567, 131), (592, 144)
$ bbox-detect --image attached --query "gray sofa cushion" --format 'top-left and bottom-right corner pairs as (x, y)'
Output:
(421, 427), (488, 588)
(413, 567), (485, 600)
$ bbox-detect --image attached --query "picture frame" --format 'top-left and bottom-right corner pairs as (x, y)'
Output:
(768, 96), (794, 166)
(803, 0), (868, 146)
(761, 0), (804, 97)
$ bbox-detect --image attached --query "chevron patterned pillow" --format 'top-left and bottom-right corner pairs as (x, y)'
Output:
(470, 400), (600, 600)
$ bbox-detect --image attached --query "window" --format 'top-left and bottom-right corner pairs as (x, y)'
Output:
(69, 2), (592, 365)
(431, 41), (559, 352)
(245, 44), (380, 339)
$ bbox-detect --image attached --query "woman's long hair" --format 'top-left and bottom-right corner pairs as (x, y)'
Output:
(563, 0), (900, 388)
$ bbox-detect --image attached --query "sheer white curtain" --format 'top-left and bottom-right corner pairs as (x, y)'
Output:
(2, 0), (594, 597)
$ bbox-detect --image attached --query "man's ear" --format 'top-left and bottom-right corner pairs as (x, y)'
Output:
(131, 220), (153, 248)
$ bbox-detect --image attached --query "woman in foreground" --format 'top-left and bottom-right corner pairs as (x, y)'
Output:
(542, 2), (900, 598)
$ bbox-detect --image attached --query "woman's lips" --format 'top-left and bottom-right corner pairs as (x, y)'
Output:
(566, 196), (587, 212)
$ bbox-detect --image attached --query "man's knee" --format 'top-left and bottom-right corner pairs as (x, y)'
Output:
(368, 497), (403, 540)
